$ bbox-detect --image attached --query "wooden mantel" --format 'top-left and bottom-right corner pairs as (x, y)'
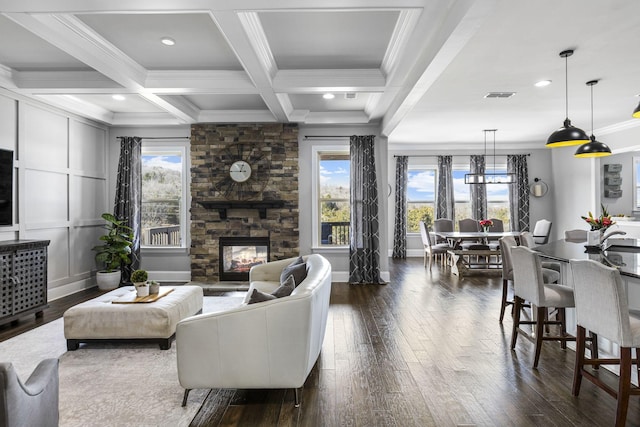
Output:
(198, 200), (285, 219)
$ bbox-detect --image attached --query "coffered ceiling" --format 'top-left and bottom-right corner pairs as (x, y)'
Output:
(0, 0), (639, 148)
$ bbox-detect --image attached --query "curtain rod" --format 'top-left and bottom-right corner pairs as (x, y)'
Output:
(393, 153), (530, 158)
(117, 136), (190, 140)
(304, 135), (351, 139)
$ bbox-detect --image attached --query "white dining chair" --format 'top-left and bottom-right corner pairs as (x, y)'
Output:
(419, 221), (451, 270)
(532, 219), (552, 244)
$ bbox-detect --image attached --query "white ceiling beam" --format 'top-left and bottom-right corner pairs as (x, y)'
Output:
(34, 94), (115, 124)
(4, 13), (148, 87)
(0, 64), (17, 89)
(197, 110), (276, 123)
(110, 112), (186, 126)
(145, 70), (258, 94)
(4, 13), (200, 123)
(15, 71), (122, 91)
(305, 111), (371, 124)
(273, 69), (385, 93)
(212, 10), (288, 121)
(381, 0), (496, 137)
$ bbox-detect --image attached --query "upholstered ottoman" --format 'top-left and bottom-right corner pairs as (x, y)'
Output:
(63, 285), (203, 350)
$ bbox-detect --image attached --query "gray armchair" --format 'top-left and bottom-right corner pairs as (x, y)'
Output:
(0, 359), (59, 427)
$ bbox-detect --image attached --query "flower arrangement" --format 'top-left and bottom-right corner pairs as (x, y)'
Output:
(479, 219), (493, 230)
(581, 204), (615, 231)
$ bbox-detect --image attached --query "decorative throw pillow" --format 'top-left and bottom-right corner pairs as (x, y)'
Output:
(247, 288), (277, 304)
(271, 275), (295, 298)
(279, 256), (308, 287)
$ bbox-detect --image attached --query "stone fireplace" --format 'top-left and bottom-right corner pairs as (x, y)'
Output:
(218, 236), (270, 281)
(190, 123), (299, 283)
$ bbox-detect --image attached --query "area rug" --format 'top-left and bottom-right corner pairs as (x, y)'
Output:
(0, 295), (245, 427)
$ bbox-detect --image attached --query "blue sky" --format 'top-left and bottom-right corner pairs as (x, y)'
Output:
(142, 154), (182, 172)
(320, 159), (350, 187)
(407, 169), (509, 201)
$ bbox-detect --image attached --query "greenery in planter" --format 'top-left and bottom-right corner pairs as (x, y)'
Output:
(92, 213), (134, 273)
(131, 269), (148, 284)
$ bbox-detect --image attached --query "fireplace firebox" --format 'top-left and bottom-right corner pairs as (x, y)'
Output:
(218, 237), (270, 281)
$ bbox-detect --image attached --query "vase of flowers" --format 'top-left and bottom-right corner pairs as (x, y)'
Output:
(479, 219), (493, 232)
(581, 204), (615, 247)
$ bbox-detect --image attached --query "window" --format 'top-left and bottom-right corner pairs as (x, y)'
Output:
(317, 151), (350, 246)
(141, 142), (189, 248)
(453, 163), (511, 229)
(407, 168), (436, 232)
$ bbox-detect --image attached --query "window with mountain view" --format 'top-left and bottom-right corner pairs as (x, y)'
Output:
(318, 152), (350, 246)
(141, 146), (187, 248)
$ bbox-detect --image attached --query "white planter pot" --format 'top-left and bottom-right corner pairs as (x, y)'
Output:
(587, 230), (601, 246)
(96, 270), (121, 291)
(135, 284), (149, 297)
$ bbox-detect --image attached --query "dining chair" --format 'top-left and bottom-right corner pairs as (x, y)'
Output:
(532, 219), (553, 244)
(519, 231), (562, 273)
(419, 221), (451, 270)
(433, 218), (454, 243)
(499, 235), (560, 323)
(510, 246), (574, 368)
(565, 229), (588, 243)
(569, 259), (640, 427)
(458, 218), (481, 249)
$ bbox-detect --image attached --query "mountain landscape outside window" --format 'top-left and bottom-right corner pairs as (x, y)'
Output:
(141, 149), (184, 247)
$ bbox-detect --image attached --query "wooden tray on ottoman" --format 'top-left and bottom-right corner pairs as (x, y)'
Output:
(111, 287), (174, 304)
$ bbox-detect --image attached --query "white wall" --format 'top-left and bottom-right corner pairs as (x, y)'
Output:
(0, 89), (109, 300)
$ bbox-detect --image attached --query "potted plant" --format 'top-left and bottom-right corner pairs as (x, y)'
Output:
(131, 269), (149, 297)
(148, 280), (160, 295)
(92, 213), (134, 291)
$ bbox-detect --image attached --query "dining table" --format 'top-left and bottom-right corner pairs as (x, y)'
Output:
(433, 230), (521, 248)
(433, 230), (521, 276)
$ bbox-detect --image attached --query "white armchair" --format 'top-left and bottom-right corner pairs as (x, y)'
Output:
(176, 254), (332, 407)
(0, 358), (59, 427)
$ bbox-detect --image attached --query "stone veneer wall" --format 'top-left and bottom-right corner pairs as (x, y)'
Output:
(190, 123), (299, 282)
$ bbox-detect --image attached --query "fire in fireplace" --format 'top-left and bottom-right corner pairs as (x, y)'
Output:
(218, 236), (270, 281)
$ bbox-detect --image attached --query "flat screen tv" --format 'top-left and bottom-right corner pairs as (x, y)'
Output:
(0, 149), (13, 226)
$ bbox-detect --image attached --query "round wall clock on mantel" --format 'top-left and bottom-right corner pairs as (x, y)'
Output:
(211, 143), (271, 200)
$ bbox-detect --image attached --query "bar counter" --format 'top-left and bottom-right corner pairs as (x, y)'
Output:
(535, 238), (640, 279)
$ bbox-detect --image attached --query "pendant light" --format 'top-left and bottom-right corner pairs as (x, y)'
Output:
(633, 100), (640, 118)
(546, 49), (590, 147)
(464, 130), (515, 184)
(575, 80), (611, 158)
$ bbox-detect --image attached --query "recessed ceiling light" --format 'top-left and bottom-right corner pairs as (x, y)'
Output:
(112, 95), (126, 101)
(535, 80), (552, 87)
(161, 37), (176, 46)
(322, 93), (335, 100)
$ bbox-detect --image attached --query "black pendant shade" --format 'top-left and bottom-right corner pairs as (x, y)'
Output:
(546, 118), (590, 147)
(633, 100), (640, 118)
(546, 49), (589, 148)
(574, 79), (611, 158)
(574, 135), (611, 158)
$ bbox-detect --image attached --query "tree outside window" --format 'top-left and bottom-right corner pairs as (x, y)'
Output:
(141, 148), (185, 247)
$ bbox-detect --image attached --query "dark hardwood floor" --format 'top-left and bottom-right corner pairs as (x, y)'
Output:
(3, 259), (640, 426)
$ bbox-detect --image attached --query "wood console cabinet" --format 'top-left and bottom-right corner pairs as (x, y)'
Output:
(0, 240), (50, 327)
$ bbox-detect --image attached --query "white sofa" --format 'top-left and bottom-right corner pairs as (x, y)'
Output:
(176, 254), (332, 407)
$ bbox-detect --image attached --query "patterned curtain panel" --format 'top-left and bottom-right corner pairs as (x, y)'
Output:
(470, 155), (487, 220)
(392, 156), (408, 259)
(436, 156), (455, 220)
(507, 154), (530, 231)
(114, 136), (142, 282)
(349, 135), (383, 284)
